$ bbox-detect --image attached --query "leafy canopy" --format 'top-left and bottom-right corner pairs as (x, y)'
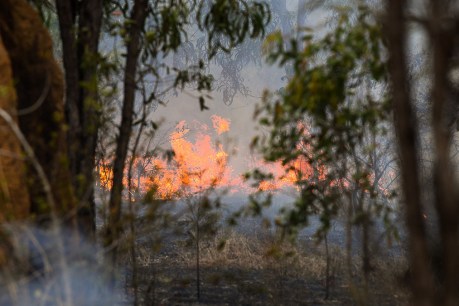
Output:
(251, 4), (393, 236)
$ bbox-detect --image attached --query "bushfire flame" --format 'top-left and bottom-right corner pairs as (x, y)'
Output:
(211, 115), (230, 135)
(251, 157), (325, 192)
(148, 119), (240, 198)
(98, 115), (324, 200)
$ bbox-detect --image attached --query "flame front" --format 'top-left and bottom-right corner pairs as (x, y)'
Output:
(97, 116), (323, 200)
(151, 119), (237, 198)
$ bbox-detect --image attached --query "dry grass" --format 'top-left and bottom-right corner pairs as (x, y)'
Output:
(0, 221), (409, 305)
(130, 226), (410, 305)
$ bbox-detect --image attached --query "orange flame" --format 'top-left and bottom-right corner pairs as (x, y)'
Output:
(98, 117), (242, 199)
(98, 161), (114, 190)
(97, 116), (326, 199)
(157, 120), (236, 196)
(250, 122), (327, 192)
(211, 115), (230, 135)
(250, 155), (326, 192)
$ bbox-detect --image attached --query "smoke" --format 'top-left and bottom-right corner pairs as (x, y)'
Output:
(0, 224), (127, 306)
(153, 64), (284, 176)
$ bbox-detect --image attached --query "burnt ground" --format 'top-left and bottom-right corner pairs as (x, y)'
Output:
(122, 228), (409, 306)
(0, 196), (408, 306)
(0, 219), (409, 306)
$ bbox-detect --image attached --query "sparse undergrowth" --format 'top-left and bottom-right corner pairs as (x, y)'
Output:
(0, 220), (409, 306)
(125, 226), (409, 305)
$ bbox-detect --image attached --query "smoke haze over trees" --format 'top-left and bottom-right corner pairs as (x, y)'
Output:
(1, 0), (459, 305)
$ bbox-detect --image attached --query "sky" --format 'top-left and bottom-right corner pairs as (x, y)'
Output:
(152, 60), (285, 175)
(150, 0), (324, 176)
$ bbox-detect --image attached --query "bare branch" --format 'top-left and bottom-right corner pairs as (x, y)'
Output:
(0, 108), (74, 306)
(16, 72), (51, 116)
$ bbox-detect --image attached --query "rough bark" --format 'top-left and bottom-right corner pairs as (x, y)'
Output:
(429, 1), (459, 304)
(56, 0), (103, 238)
(0, 36), (30, 222)
(55, 0), (81, 190)
(77, 0), (104, 237)
(0, 0), (76, 221)
(0, 35), (29, 268)
(106, 0), (149, 261)
(384, 1), (435, 305)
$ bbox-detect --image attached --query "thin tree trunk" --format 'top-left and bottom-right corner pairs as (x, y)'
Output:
(384, 1), (435, 304)
(324, 233), (330, 300)
(196, 216), (201, 301)
(127, 102), (148, 306)
(361, 211), (370, 296)
(55, 0), (80, 164)
(56, 0), (103, 238)
(77, 0), (104, 237)
(107, 0), (149, 263)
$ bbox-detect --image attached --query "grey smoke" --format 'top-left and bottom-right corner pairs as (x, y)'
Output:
(0, 224), (127, 306)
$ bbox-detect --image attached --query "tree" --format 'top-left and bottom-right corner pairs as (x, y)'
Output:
(55, 0), (104, 237)
(0, 0), (76, 224)
(0, 5), (78, 302)
(96, 0), (271, 262)
(385, 1), (459, 305)
(0, 0), (271, 268)
(180, 195), (221, 302)
(0, 30), (30, 224)
(254, 0), (459, 304)
(252, 1), (391, 279)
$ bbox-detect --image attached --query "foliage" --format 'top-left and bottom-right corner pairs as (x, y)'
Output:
(91, 1), (273, 175)
(100, 0), (270, 106)
(251, 4), (395, 238)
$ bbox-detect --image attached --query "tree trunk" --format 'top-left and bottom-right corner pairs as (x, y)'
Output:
(106, 0), (149, 262)
(384, 0), (435, 304)
(429, 2), (459, 304)
(0, 36), (30, 222)
(0, 0), (76, 221)
(0, 34), (31, 267)
(56, 0), (103, 238)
